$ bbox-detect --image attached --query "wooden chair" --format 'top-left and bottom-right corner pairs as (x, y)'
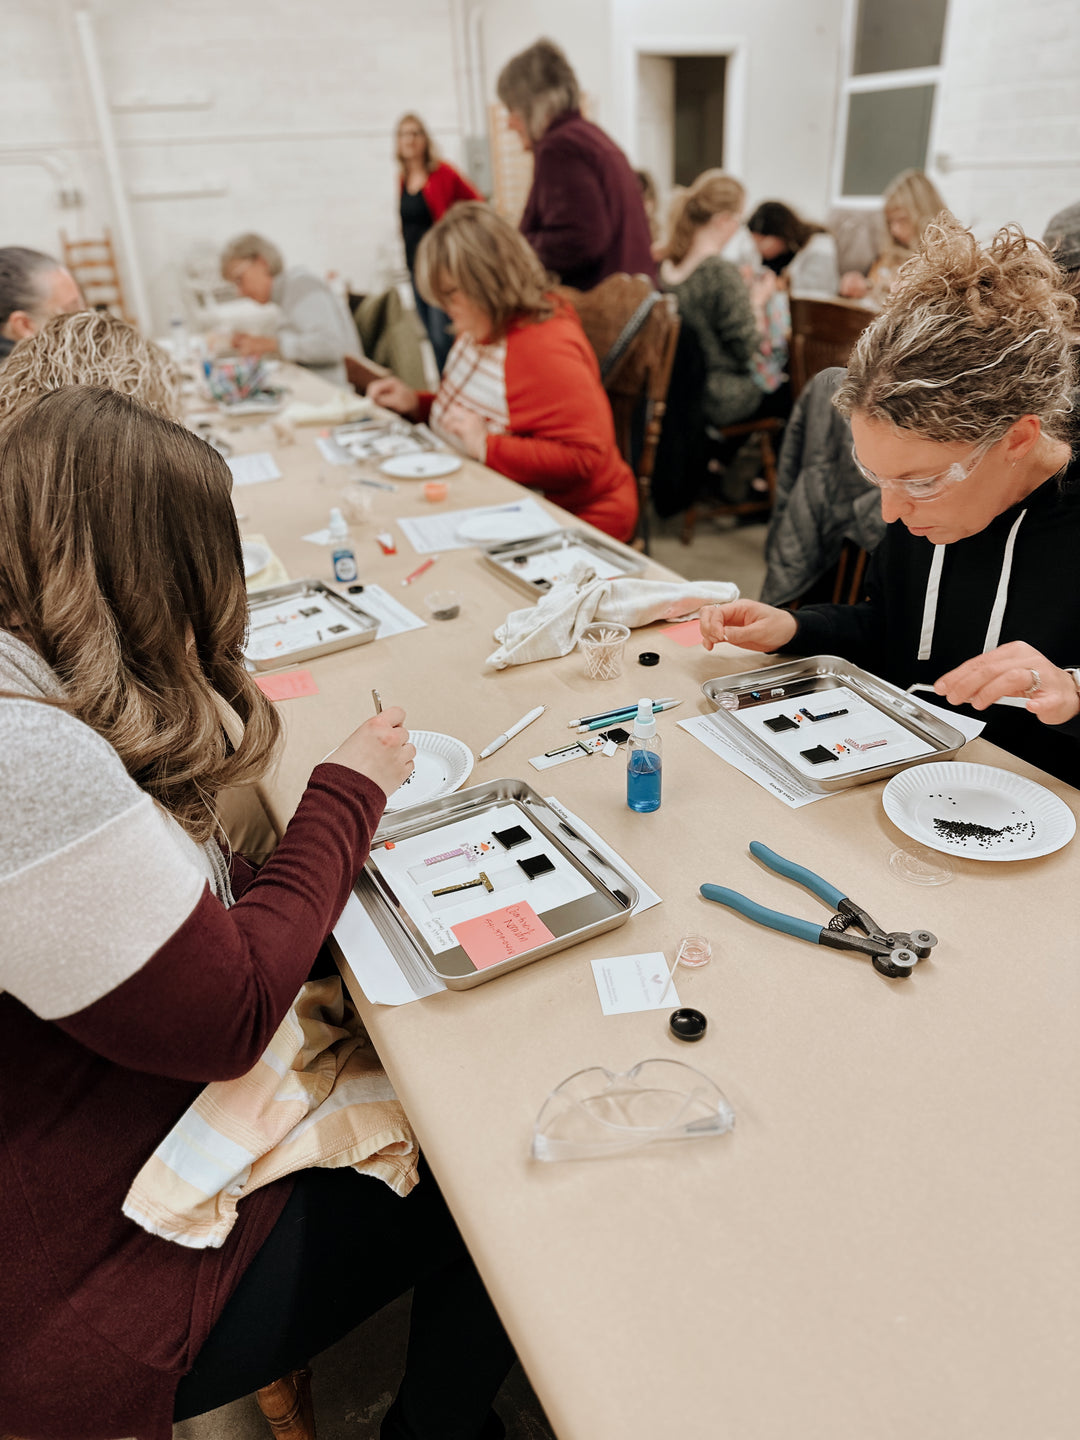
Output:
(60, 228), (132, 324)
(679, 414), (785, 544)
(788, 296), (875, 400)
(0, 1368), (316, 1440)
(345, 353), (393, 395)
(556, 274), (681, 553)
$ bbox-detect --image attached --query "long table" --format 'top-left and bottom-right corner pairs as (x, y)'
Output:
(228, 366), (1079, 1440)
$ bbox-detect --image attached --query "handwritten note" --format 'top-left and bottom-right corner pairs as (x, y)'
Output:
(664, 618), (704, 647)
(451, 903), (555, 970)
(254, 669), (319, 701)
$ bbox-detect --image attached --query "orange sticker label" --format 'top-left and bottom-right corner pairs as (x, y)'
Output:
(451, 902), (555, 970)
(254, 669), (319, 701)
(665, 618), (703, 646)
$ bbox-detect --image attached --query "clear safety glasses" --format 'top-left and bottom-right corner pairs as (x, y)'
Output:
(851, 438), (995, 501)
(532, 1058), (735, 1162)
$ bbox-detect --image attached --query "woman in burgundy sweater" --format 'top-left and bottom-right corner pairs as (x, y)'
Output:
(397, 113), (483, 371)
(0, 386), (514, 1440)
(370, 202), (639, 544)
(496, 39), (655, 291)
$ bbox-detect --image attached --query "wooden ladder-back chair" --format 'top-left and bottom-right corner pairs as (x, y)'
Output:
(0, 1368), (316, 1440)
(556, 274), (681, 553)
(789, 296), (876, 400)
(60, 228), (133, 324)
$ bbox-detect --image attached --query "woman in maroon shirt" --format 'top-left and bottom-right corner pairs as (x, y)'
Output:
(0, 386), (514, 1440)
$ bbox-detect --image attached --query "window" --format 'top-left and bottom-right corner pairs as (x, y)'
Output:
(835, 0), (948, 200)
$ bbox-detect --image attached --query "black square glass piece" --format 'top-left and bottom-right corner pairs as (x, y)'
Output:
(492, 824), (530, 850)
(517, 853), (556, 879)
(764, 715), (799, 734)
(800, 745), (839, 764)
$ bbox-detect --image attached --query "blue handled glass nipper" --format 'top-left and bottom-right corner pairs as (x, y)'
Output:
(701, 842), (937, 979)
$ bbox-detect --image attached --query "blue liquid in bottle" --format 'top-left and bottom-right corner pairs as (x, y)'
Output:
(627, 746), (662, 812)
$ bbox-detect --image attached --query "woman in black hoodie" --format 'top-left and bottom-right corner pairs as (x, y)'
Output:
(700, 219), (1080, 786)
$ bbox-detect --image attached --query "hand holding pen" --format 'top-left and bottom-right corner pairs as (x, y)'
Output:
(326, 700), (414, 796)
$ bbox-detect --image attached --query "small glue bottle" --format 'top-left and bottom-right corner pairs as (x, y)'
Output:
(328, 506), (358, 583)
(627, 696), (662, 813)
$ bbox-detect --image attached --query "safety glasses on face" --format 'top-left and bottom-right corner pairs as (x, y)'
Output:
(850, 438), (995, 500)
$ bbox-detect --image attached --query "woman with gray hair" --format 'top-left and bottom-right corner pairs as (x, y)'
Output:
(497, 38), (654, 290)
(220, 232), (360, 387)
(699, 221), (1080, 786)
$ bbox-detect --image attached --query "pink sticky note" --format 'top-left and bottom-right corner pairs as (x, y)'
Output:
(451, 903), (555, 970)
(665, 618), (704, 646)
(255, 669), (319, 701)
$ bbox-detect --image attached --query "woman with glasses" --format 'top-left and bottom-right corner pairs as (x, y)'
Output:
(700, 220), (1080, 786)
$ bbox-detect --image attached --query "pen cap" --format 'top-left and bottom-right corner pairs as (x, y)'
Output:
(632, 698), (656, 739)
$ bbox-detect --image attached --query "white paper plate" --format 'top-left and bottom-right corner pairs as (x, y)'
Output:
(379, 452), (463, 479)
(383, 730), (475, 813)
(241, 540), (272, 577)
(882, 761), (1075, 861)
(456, 511), (561, 545)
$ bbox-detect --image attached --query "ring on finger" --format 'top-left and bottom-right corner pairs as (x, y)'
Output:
(1023, 667), (1042, 696)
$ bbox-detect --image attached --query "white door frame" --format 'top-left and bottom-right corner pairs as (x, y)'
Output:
(621, 33), (749, 177)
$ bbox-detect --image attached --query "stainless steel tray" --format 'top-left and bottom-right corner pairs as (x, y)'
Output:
(245, 579), (378, 670)
(356, 778), (638, 990)
(701, 654), (968, 794)
(480, 527), (647, 597)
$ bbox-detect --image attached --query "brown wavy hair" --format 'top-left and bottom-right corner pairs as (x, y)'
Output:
(0, 386), (281, 842)
(661, 171), (746, 265)
(0, 310), (181, 423)
(414, 201), (554, 337)
(835, 221), (1078, 443)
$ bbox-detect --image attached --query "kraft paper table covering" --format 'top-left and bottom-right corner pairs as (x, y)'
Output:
(218, 366), (1080, 1440)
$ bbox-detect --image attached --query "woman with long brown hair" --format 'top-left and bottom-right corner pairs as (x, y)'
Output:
(0, 386), (514, 1440)
(395, 111), (482, 371)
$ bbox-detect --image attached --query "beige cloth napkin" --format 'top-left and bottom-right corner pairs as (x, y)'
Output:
(486, 571), (740, 669)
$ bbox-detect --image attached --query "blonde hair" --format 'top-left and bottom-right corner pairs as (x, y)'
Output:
(496, 38), (580, 142)
(883, 169), (949, 251)
(415, 202), (554, 337)
(395, 112), (440, 175)
(0, 311), (181, 422)
(661, 171), (747, 265)
(835, 220), (1078, 444)
(220, 232), (283, 279)
(0, 386), (281, 843)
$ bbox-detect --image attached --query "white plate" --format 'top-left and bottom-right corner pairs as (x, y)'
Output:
(456, 511), (561, 545)
(379, 452), (463, 479)
(882, 761), (1075, 861)
(383, 730), (475, 813)
(241, 540), (272, 577)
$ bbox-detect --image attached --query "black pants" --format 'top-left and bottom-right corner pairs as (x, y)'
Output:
(173, 1161), (515, 1439)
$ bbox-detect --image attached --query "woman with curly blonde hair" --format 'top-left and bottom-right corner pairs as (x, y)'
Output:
(0, 309), (181, 420)
(701, 220), (1080, 785)
(0, 387), (516, 1440)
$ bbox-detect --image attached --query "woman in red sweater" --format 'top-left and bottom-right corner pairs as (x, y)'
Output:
(0, 386), (514, 1440)
(396, 113), (482, 371)
(369, 202), (639, 544)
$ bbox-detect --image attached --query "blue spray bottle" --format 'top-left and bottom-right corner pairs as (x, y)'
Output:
(627, 696), (663, 813)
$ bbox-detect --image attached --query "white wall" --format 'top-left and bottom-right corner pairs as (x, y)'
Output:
(930, 0), (1080, 239)
(0, 0), (470, 333)
(611, 0), (847, 223)
(635, 55), (675, 200)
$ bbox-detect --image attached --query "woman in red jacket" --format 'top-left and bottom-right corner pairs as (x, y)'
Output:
(369, 202), (639, 544)
(396, 113), (482, 371)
